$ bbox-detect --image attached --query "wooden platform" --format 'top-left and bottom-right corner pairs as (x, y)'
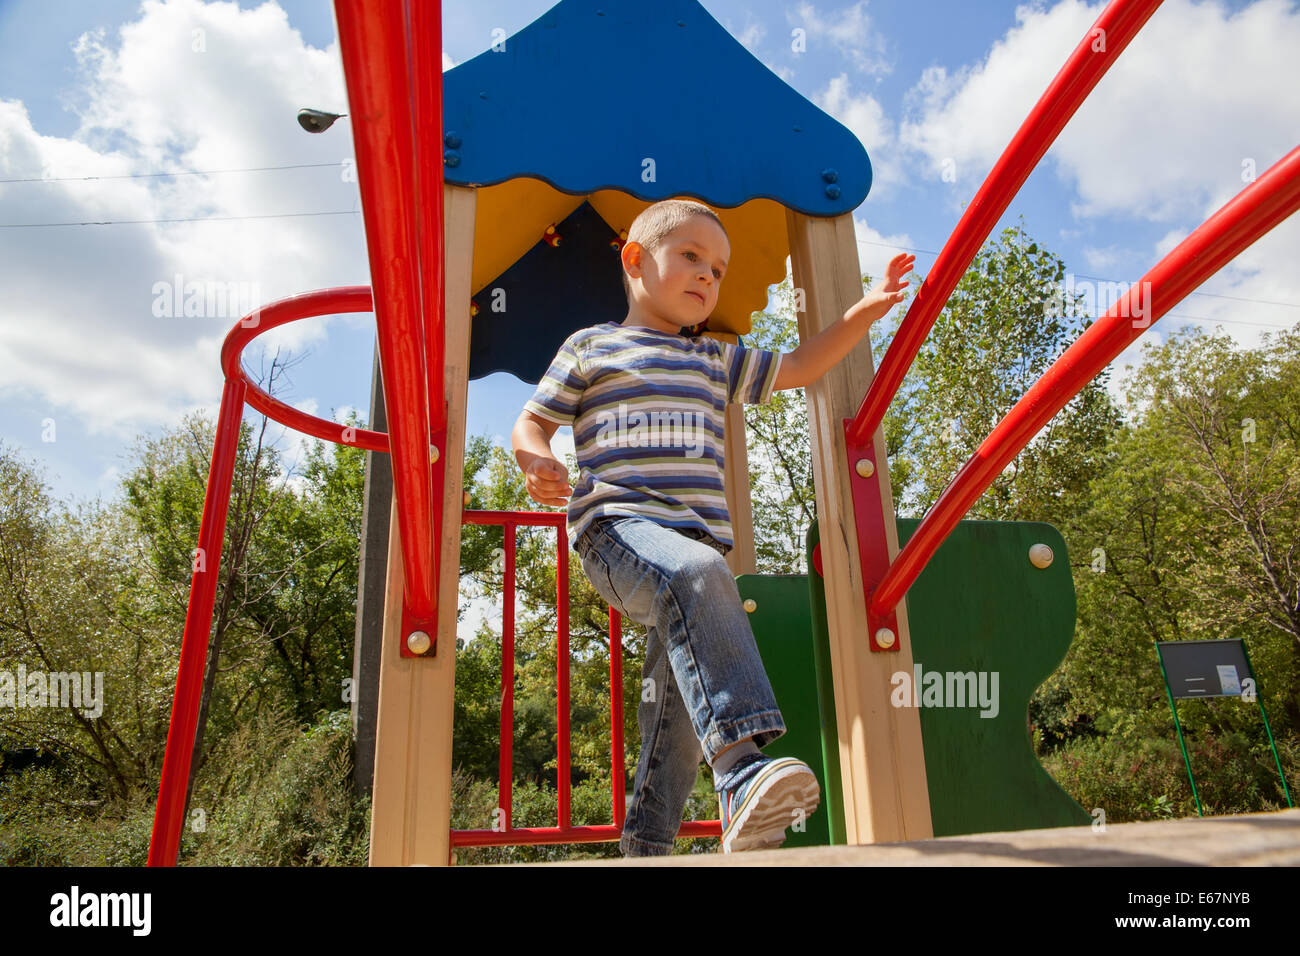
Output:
(514, 808), (1300, 866)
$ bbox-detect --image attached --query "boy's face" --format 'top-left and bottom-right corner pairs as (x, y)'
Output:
(623, 216), (729, 332)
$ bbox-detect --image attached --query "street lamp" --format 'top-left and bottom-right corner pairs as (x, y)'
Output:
(297, 108), (347, 133)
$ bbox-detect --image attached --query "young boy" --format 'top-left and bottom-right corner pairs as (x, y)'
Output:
(512, 199), (912, 856)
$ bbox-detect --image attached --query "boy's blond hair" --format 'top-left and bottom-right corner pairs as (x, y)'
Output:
(621, 199), (728, 302)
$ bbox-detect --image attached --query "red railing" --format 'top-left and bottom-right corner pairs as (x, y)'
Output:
(336, 0), (443, 651)
(450, 510), (721, 848)
(842, 0), (1300, 635)
(149, 288), (383, 866)
(849, 0), (1163, 447)
(871, 145), (1300, 618)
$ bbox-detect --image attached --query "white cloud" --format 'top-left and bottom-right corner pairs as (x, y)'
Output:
(900, 0), (1300, 221)
(898, 0), (1094, 185)
(896, 0), (1299, 360)
(813, 74), (901, 196)
(733, 18), (767, 53)
(1082, 244), (1127, 271)
(550, 427), (576, 466)
(788, 1), (891, 76)
(851, 218), (915, 283)
(0, 0), (370, 436)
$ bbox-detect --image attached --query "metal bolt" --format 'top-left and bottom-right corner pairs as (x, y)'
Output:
(821, 167), (839, 183)
(1029, 543), (1054, 569)
(874, 627), (896, 649)
(855, 458), (874, 478)
(430, 445), (440, 463)
(444, 131), (461, 149)
(443, 149), (460, 167)
(743, 598), (757, 613)
(407, 630), (432, 654)
(825, 184), (841, 199)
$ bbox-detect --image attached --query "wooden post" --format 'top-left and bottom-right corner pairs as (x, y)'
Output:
(368, 184), (476, 866)
(723, 403), (757, 576)
(785, 209), (932, 844)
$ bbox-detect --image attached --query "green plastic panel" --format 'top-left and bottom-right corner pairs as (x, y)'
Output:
(735, 575), (832, 849)
(804, 518), (1090, 840)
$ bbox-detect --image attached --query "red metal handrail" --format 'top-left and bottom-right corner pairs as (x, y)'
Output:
(409, 0), (446, 435)
(870, 144), (1300, 618)
(150, 287), (386, 866)
(451, 509), (721, 849)
(336, 0), (440, 644)
(219, 287), (387, 451)
(847, 0), (1163, 447)
(147, 377), (246, 866)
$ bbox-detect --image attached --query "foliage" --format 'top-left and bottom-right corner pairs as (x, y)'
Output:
(4, 225), (1299, 867)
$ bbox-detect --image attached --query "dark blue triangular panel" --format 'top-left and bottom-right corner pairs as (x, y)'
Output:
(468, 202), (629, 384)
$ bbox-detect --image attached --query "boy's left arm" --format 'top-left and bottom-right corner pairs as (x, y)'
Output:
(773, 252), (914, 391)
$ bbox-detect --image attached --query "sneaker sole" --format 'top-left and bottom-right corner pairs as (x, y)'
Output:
(721, 759), (821, 853)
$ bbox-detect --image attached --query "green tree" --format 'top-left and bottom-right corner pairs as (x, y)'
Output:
(1041, 325), (1300, 817)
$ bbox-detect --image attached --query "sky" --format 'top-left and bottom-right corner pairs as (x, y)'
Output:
(2, 0), (1298, 511)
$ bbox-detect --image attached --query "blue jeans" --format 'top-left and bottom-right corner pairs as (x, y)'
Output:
(574, 515), (786, 856)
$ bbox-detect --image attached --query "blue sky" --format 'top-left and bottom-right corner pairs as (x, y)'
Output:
(1, 0), (1297, 506)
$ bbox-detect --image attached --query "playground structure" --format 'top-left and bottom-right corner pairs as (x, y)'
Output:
(147, 0), (1300, 865)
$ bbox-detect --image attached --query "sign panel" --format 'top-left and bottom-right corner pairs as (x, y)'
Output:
(1157, 639), (1253, 699)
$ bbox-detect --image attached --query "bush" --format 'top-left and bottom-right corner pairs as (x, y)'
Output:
(182, 707), (370, 866)
(1042, 729), (1298, 822)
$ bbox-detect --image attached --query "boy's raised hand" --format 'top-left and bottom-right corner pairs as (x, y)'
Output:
(880, 251), (915, 294)
(847, 251), (915, 324)
(524, 457), (572, 507)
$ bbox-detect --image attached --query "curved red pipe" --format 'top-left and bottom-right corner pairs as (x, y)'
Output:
(848, 0), (1163, 446)
(872, 144), (1300, 618)
(219, 286), (390, 452)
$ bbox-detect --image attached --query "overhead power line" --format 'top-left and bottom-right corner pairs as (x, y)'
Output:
(0, 161), (345, 185)
(0, 210), (359, 228)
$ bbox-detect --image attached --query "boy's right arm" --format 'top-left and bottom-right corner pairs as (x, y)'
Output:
(512, 411), (572, 507)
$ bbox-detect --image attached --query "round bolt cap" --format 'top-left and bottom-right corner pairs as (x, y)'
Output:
(1029, 543), (1054, 569)
(874, 627), (896, 648)
(407, 630), (432, 654)
(855, 458), (875, 478)
(743, 598), (757, 613)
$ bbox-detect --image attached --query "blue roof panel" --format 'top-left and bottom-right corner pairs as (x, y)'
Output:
(440, 0), (872, 215)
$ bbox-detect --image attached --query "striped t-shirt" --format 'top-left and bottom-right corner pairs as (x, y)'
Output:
(523, 321), (783, 552)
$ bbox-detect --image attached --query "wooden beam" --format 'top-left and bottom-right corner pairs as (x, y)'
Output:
(368, 184), (476, 866)
(723, 402), (756, 575)
(785, 209), (932, 844)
